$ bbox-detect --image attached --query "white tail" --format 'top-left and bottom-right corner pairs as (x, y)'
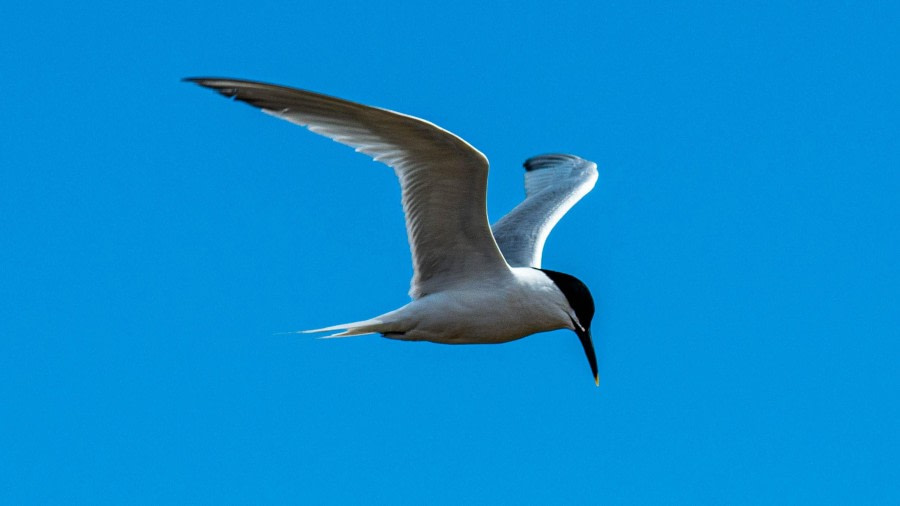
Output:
(301, 318), (389, 338)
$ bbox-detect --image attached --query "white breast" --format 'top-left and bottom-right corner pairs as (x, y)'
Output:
(380, 267), (574, 344)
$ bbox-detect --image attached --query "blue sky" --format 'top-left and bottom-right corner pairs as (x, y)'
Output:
(2, 1), (898, 503)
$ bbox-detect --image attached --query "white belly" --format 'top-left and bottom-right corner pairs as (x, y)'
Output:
(381, 269), (574, 344)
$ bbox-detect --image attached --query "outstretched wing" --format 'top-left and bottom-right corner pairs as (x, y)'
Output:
(186, 78), (511, 298)
(491, 154), (598, 268)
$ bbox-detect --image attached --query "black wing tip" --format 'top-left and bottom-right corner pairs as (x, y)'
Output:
(181, 77), (224, 87)
(182, 76), (240, 84)
(182, 77), (250, 101)
(523, 153), (592, 172)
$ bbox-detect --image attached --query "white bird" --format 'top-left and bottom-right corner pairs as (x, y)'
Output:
(186, 78), (601, 385)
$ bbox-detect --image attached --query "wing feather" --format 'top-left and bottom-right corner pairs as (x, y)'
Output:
(492, 154), (598, 268)
(186, 78), (511, 297)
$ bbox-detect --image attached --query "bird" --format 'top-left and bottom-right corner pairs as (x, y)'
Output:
(185, 78), (601, 385)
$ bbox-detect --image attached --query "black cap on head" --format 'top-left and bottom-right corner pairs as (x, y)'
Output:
(538, 268), (598, 386)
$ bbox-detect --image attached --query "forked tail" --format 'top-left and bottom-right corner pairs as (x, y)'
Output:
(301, 318), (391, 338)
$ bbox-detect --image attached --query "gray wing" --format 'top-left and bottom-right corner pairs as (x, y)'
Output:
(491, 154), (598, 268)
(186, 78), (511, 298)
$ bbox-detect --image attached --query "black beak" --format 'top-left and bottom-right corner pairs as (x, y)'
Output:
(576, 326), (599, 386)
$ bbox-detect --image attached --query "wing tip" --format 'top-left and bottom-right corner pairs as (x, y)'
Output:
(181, 77), (225, 87)
(182, 77), (246, 100)
(523, 154), (596, 172)
(182, 76), (240, 84)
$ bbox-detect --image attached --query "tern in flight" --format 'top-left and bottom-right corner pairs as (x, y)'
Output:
(186, 78), (601, 385)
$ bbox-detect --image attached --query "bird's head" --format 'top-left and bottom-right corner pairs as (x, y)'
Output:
(538, 268), (598, 386)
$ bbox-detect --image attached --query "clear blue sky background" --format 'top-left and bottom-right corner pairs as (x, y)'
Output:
(2, 1), (898, 504)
